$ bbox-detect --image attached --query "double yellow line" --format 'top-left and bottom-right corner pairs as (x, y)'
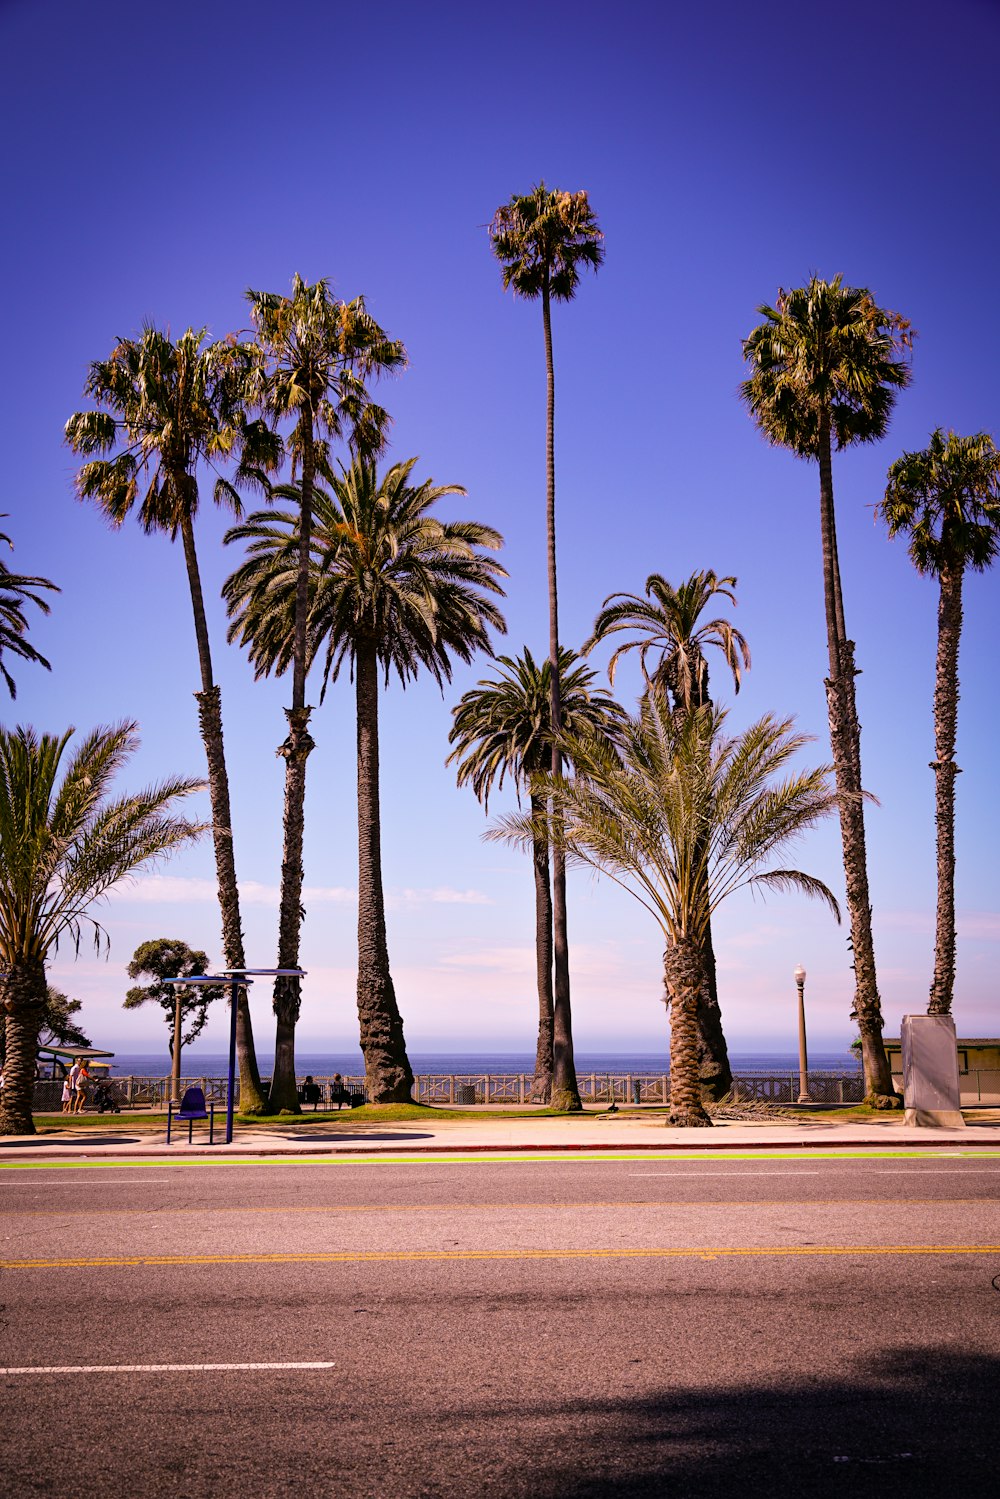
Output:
(3, 1243), (999, 1270)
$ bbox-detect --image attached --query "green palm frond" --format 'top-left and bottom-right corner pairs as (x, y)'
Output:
(879, 428), (1000, 576)
(224, 456), (507, 695)
(66, 326), (276, 535)
(492, 699), (839, 945)
(447, 647), (628, 811)
(741, 275), (913, 458)
(0, 722), (205, 965)
(246, 277), (405, 461)
(586, 569), (750, 709)
(489, 183), (604, 303)
(0, 518), (59, 698)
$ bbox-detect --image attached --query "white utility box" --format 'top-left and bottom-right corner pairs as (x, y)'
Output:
(901, 1013), (965, 1128)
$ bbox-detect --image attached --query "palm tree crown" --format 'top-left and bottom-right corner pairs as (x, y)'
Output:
(224, 456), (507, 684)
(741, 275), (913, 456)
(0, 521), (58, 698)
(246, 275), (406, 465)
(448, 647), (627, 809)
(879, 428), (1000, 574)
(489, 183), (604, 301)
(65, 324), (278, 528)
(586, 570), (750, 710)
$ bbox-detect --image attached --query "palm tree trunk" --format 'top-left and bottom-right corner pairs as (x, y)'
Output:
(698, 920), (733, 1101)
(356, 637), (413, 1103)
(529, 793), (554, 1105)
(929, 561), (963, 1015)
(664, 939), (712, 1127)
(542, 277), (581, 1113)
(269, 415), (317, 1112)
(0, 957), (47, 1135)
(817, 419), (896, 1105)
(179, 510), (267, 1115)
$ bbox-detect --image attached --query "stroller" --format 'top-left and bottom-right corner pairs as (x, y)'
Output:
(92, 1077), (122, 1114)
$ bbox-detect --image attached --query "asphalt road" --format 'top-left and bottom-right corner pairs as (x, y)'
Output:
(2, 1155), (999, 1498)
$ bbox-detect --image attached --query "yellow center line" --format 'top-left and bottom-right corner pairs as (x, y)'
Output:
(3, 1243), (999, 1269)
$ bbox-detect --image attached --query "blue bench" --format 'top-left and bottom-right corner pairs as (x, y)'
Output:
(166, 1086), (216, 1144)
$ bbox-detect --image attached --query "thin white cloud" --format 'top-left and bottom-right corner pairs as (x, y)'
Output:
(392, 888), (492, 907)
(110, 875), (491, 910)
(110, 876), (354, 907)
(879, 909), (1000, 940)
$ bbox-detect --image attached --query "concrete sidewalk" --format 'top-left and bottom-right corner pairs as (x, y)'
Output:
(2, 1111), (999, 1159)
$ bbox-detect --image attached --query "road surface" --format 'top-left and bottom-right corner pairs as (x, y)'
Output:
(2, 1152), (998, 1496)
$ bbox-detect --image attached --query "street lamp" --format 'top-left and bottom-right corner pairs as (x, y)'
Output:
(163, 968), (306, 1143)
(794, 964), (811, 1104)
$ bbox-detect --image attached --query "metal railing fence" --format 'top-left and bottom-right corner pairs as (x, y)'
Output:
(32, 1068), (1000, 1110)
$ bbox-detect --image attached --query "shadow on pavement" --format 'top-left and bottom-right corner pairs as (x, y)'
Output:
(0, 1134), (147, 1149)
(263, 1129), (435, 1143)
(470, 1346), (1000, 1498)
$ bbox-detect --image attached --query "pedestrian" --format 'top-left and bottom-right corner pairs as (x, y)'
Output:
(73, 1062), (90, 1114)
(332, 1072), (345, 1110)
(61, 1072), (73, 1113)
(68, 1058), (82, 1111)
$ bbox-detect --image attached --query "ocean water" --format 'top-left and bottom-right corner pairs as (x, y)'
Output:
(108, 1049), (861, 1076)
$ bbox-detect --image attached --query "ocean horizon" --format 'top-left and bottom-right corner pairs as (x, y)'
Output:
(105, 1048), (862, 1076)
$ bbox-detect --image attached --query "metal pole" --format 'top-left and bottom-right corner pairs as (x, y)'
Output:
(226, 978), (239, 1144)
(796, 971), (811, 1103)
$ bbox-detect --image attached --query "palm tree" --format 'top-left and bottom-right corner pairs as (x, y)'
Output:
(65, 325), (276, 1113)
(245, 276), (405, 1110)
(585, 569), (751, 1099)
(0, 722), (204, 1135)
(224, 456), (506, 1103)
(494, 701), (840, 1126)
(0, 519), (58, 697)
(878, 428), (1000, 1017)
(741, 275), (913, 1107)
(490, 183), (604, 1111)
(447, 648), (627, 1103)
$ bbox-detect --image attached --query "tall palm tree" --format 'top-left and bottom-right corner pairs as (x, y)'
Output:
(0, 722), (204, 1135)
(494, 702), (840, 1126)
(741, 275), (913, 1107)
(585, 569), (751, 1099)
(0, 519), (58, 697)
(447, 648), (627, 1103)
(65, 325), (276, 1113)
(246, 277), (405, 1110)
(224, 457), (506, 1103)
(878, 428), (1000, 1017)
(490, 183), (604, 1111)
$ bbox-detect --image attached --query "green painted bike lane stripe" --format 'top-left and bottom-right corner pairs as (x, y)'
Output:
(2, 1149), (1000, 1170)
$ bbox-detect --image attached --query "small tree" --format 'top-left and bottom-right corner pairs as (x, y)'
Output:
(125, 939), (225, 1100)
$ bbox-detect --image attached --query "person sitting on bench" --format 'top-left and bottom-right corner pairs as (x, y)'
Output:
(299, 1076), (322, 1110)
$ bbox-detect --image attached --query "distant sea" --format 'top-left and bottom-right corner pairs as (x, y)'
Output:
(106, 1049), (861, 1076)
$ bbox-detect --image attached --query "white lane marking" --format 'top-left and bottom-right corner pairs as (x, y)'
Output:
(1, 1178), (174, 1187)
(630, 1171), (818, 1177)
(0, 1362), (336, 1375)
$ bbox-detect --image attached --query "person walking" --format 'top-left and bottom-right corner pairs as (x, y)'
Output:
(73, 1062), (90, 1114)
(60, 1073), (72, 1113)
(67, 1059), (82, 1112)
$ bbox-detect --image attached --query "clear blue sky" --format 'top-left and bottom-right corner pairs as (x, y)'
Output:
(2, 0), (998, 1061)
